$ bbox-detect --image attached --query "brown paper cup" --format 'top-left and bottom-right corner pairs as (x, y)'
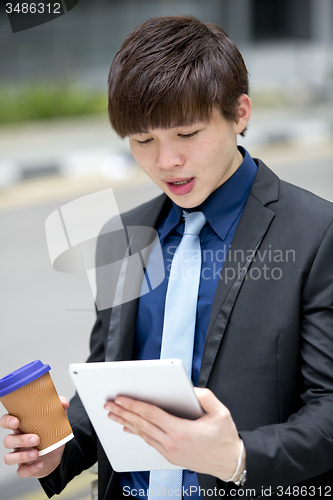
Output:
(0, 372), (73, 455)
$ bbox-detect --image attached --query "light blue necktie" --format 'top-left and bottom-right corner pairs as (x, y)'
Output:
(148, 210), (207, 500)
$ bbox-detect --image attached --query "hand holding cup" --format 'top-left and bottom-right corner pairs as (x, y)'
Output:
(1, 396), (69, 478)
(0, 360), (74, 478)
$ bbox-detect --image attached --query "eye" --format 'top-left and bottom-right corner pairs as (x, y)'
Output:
(136, 138), (153, 145)
(178, 131), (199, 139)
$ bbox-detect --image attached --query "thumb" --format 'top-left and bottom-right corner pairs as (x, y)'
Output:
(194, 388), (225, 415)
(59, 396), (69, 411)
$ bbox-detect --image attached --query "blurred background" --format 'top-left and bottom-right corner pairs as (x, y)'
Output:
(0, 0), (333, 499)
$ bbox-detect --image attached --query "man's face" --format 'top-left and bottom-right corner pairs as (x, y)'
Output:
(128, 105), (249, 208)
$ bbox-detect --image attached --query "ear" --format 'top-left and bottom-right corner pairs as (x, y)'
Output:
(234, 94), (251, 135)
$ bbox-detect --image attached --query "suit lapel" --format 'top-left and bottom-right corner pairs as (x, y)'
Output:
(198, 160), (279, 387)
(105, 193), (169, 361)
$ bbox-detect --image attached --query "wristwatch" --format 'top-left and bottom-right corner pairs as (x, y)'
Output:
(234, 469), (247, 486)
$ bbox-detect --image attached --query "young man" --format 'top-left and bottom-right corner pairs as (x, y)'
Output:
(2, 15), (333, 500)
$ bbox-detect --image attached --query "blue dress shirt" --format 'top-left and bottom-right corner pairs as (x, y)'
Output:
(118, 147), (257, 498)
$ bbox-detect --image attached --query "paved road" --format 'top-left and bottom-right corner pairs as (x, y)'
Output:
(0, 144), (332, 499)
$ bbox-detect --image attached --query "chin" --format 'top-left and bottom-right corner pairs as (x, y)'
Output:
(172, 196), (206, 209)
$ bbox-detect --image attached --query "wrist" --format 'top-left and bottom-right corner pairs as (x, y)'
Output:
(233, 443), (246, 486)
(233, 441), (246, 483)
(225, 439), (246, 484)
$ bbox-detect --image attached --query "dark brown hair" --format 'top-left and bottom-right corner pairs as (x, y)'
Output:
(108, 15), (249, 138)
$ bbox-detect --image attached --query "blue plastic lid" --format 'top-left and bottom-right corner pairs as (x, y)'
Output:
(0, 360), (51, 398)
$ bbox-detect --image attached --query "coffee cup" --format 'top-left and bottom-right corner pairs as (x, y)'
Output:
(0, 360), (73, 455)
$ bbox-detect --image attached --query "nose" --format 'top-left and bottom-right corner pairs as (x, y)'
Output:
(156, 143), (185, 170)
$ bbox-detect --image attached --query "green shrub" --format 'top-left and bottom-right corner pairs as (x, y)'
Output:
(0, 84), (107, 123)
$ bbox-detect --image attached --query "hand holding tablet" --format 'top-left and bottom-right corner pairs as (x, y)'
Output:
(69, 359), (203, 472)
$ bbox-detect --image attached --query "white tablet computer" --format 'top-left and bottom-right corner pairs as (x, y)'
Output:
(68, 359), (204, 472)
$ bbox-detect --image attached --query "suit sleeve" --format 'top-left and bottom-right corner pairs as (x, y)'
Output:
(39, 310), (107, 497)
(239, 220), (333, 492)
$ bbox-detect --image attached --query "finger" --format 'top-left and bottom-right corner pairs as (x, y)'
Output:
(105, 402), (150, 433)
(123, 427), (134, 434)
(105, 401), (142, 434)
(106, 407), (164, 450)
(107, 410), (135, 430)
(4, 433), (39, 451)
(130, 428), (166, 454)
(107, 402), (188, 468)
(0, 414), (20, 430)
(4, 448), (39, 466)
(194, 388), (227, 415)
(17, 461), (44, 478)
(123, 426), (182, 467)
(12, 428), (23, 436)
(59, 396), (69, 410)
(122, 422), (167, 454)
(113, 397), (175, 429)
(106, 400), (168, 441)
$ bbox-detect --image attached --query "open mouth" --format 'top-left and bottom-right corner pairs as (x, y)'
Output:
(168, 178), (194, 185)
(166, 177), (195, 195)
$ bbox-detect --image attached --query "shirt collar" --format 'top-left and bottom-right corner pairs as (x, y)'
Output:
(159, 146), (257, 241)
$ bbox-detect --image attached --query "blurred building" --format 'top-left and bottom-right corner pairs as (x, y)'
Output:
(0, 0), (332, 98)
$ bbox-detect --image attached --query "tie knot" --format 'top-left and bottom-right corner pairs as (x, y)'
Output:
(183, 211), (206, 236)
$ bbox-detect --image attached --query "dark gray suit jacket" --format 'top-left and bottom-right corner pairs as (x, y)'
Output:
(41, 159), (333, 499)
